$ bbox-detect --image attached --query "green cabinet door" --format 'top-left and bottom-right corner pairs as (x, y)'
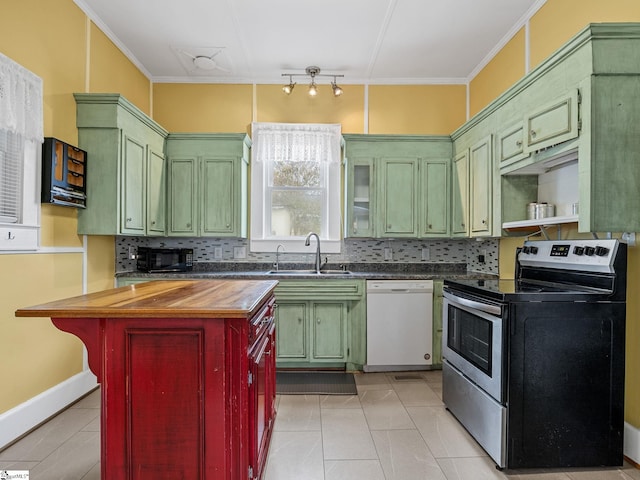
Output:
(312, 302), (346, 361)
(121, 135), (146, 234)
(168, 157), (198, 236)
(432, 280), (444, 366)
(470, 135), (493, 236)
(202, 157), (235, 235)
(379, 158), (418, 237)
(451, 150), (469, 237)
(525, 89), (579, 152)
(147, 149), (166, 235)
(420, 159), (450, 237)
(345, 158), (375, 237)
(275, 302), (308, 361)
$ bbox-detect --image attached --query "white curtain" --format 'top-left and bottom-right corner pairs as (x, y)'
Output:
(252, 122), (341, 164)
(0, 52), (43, 142)
(0, 53), (43, 224)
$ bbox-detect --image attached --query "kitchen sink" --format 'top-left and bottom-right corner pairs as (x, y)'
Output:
(267, 269), (351, 275)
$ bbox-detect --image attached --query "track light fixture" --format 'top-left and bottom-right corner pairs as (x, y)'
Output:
(281, 66), (344, 97)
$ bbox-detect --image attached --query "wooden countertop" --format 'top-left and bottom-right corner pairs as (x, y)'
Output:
(15, 279), (278, 319)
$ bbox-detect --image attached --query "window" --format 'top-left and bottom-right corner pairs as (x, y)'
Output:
(0, 52), (42, 250)
(250, 123), (341, 253)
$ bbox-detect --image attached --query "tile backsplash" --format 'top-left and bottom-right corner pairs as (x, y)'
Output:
(116, 236), (499, 275)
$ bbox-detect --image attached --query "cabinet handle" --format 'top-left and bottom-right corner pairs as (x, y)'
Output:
(126, 217), (132, 223)
(7, 231), (15, 240)
(482, 219), (486, 224)
(151, 221), (156, 225)
(428, 224), (432, 229)
(530, 129), (537, 138)
(298, 318), (302, 323)
(317, 318), (321, 324)
(516, 140), (522, 147)
(226, 224), (230, 228)
(186, 223), (191, 228)
(387, 224), (392, 229)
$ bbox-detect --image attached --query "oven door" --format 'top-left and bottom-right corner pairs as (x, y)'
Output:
(442, 289), (505, 402)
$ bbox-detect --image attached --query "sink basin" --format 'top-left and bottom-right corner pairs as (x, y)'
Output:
(267, 269), (351, 275)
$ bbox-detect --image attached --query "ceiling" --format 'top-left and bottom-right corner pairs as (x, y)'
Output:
(74, 0), (544, 85)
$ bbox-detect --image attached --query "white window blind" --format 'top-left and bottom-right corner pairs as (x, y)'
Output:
(0, 131), (23, 223)
(0, 52), (43, 250)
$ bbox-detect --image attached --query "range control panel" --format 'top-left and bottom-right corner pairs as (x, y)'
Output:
(518, 239), (619, 273)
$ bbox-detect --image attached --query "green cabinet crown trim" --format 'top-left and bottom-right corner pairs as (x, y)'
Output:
(451, 23), (640, 141)
(74, 93), (168, 138)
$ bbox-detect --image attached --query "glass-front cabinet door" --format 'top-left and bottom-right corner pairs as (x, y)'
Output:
(345, 157), (374, 237)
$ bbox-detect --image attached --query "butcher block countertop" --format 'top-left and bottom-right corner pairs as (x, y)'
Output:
(15, 279), (278, 319)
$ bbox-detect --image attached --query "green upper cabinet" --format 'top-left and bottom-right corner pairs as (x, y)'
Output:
(524, 89), (579, 153)
(165, 133), (250, 238)
(345, 158), (375, 237)
(469, 135), (493, 237)
(451, 150), (469, 237)
(420, 159), (450, 237)
(147, 149), (167, 235)
(74, 94), (168, 236)
(343, 135), (452, 239)
(168, 157), (198, 235)
(379, 158), (419, 237)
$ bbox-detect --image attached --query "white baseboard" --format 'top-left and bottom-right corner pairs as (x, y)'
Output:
(625, 421), (640, 465)
(0, 370), (98, 450)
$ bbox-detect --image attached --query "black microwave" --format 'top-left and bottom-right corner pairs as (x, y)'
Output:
(136, 247), (194, 273)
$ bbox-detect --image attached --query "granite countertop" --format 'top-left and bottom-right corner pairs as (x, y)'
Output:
(116, 262), (498, 281)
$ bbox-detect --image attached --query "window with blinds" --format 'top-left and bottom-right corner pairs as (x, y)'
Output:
(0, 131), (23, 224)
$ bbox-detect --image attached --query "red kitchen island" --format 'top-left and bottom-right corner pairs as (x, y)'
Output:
(15, 279), (278, 480)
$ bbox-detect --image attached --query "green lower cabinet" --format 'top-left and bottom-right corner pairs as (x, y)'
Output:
(275, 302), (307, 360)
(432, 280), (444, 366)
(312, 303), (346, 360)
(275, 301), (347, 365)
(274, 279), (365, 370)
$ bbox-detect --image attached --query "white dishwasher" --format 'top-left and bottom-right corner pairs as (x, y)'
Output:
(365, 280), (434, 372)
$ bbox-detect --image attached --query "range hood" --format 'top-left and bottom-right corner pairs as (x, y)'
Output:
(503, 146), (578, 175)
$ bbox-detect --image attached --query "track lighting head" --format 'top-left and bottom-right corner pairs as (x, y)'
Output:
(331, 78), (343, 97)
(282, 75), (295, 94)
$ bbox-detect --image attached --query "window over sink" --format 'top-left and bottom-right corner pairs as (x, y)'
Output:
(250, 122), (342, 253)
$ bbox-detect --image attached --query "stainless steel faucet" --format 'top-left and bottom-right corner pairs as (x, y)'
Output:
(305, 232), (322, 274)
(274, 244), (285, 271)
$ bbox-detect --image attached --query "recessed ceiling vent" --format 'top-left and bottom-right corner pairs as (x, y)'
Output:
(173, 46), (231, 75)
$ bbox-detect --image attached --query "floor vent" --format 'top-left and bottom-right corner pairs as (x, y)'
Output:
(392, 374), (423, 381)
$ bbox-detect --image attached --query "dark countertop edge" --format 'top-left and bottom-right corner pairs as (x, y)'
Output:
(116, 270), (497, 281)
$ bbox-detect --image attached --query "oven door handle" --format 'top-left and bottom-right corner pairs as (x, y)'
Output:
(443, 291), (502, 316)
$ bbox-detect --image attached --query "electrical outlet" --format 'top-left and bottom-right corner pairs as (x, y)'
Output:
(128, 246), (136, 259)
(214, 246), (223, 259)
(233, 246), (246, 259)
(622, 232), (636, 246)
(421, 247), (430, 261)
(384, 247), (392, 261)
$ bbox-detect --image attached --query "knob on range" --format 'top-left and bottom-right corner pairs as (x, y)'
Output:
(595, 246), (609, 256)
(585, 246), (596, 256)
(573, 246), (585, 256)
(522, 246), (538, 255)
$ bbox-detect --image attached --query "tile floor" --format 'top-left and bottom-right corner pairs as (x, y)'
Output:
(1, 370), (639, 479)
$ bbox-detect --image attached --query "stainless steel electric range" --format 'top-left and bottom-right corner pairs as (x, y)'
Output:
(442, 239), (627, 470)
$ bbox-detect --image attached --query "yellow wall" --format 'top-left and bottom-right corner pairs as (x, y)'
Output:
(89, 23), (152, 116)
(469, 28), (526, 118)
(530, 0), (640, 69)
(154, 83), (253, 133)
(369, 85), (466, 135)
